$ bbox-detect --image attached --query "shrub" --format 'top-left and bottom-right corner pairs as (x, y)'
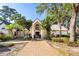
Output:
(61, 35), (69, 37)
(0, 34), (13, 41)
(0, 34), (5, 41)
(52, 38), (64, 43)
(3, 35), (13, 41)
(52, 37), (69, 43)
(68, 42), (78, 47)
(0, 31), (13, 41)
(68, 41), (79, 47)
(55, 35), (69, 37)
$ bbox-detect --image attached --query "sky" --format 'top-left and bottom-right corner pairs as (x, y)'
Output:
(0, 3), (45, 21)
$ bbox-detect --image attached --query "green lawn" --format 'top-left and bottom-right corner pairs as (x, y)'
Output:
(0, 43), (14, 48)
(51, 37), (79, 56)
(52, 37), (79, 44)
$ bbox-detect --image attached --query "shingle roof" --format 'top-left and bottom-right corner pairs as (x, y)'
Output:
(51, 24), (68, 31)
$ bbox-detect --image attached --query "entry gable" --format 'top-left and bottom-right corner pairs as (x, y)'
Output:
(32, 18), (41, 25)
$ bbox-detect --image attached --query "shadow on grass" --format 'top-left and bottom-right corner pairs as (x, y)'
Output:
(0, 47), (11, 52)
(0, 44), (14, 52)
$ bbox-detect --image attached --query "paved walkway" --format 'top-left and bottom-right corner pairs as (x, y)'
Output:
(17, 41), (63, 56)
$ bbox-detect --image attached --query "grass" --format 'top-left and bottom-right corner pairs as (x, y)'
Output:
(51, 37), (79, 56)
(52, 37), (69, 44)
(76, 39), (79, 44)
(0, 43), (14, 48)
(52, 37), (79, 46)
(50, 37), (69, 56)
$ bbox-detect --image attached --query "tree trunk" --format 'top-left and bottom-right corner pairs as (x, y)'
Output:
(46, 25), (51, 40)
(69, 4), (77, 42)
(47, 30), (51, 40)
(58, 22), (62, 40)
(57, 16), (62, 40)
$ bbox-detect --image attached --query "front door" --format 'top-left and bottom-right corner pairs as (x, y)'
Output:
(34, 32), (41, 39)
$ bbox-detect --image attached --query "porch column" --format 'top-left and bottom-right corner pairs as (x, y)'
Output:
(32, 33), (34, 39)
(41, 30), (43, 39)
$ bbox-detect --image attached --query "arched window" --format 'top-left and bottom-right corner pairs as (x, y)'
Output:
(35, 24), (40, 30)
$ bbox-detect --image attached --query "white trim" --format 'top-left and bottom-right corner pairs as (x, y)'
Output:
(32, 19), (41, 25)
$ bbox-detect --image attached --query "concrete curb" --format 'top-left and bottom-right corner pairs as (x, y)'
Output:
(0, 41), (30, 45)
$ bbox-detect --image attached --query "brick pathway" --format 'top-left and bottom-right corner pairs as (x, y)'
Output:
(17, 41), (63, 56)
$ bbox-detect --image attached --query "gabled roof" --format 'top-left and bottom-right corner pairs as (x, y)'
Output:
(51, 24), (68, 31)
(32, 18), (41, 25)
(33, 18), (40, 22)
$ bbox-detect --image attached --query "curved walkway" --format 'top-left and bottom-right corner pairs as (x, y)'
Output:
(17, 41), (63, 56)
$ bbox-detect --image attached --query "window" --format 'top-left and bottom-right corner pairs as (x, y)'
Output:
(35, 24), (40, 30)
